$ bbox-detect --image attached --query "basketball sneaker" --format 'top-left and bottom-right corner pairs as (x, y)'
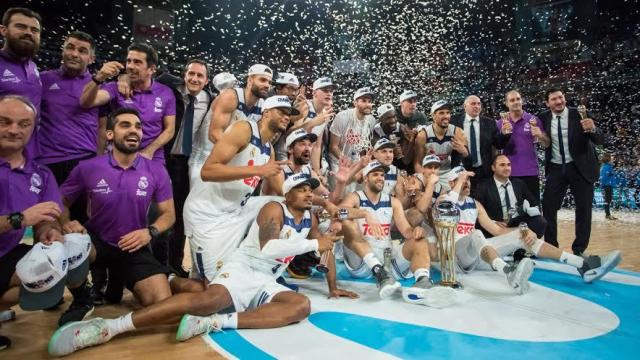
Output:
(48, 318), (113, 356)
(504, 258), (534, 295)
(176, 314), (222, 342)
(372, 265), (401, 299)
(579, 250), (622, 283)
(402, 277), (456, 308)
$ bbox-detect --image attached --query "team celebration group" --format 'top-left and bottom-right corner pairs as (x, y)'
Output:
(0, 7), (622, 356)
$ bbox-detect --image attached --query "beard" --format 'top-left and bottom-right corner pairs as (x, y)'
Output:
(6, 34), (39, 58)
(251, 84), (267, 99)
(294, 154), (310, 165)
(113, 138), (139, 154)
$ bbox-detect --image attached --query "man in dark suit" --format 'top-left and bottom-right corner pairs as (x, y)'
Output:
(157, 59), (211, 276)
(539, 88), (603, 256)
(475, 154), (547, 238)
(451, 95), (510, 194)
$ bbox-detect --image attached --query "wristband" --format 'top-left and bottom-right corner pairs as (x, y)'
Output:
(91, 74), (104, 85)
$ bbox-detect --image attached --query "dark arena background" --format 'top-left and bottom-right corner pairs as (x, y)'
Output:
(1, 0), (639, 359)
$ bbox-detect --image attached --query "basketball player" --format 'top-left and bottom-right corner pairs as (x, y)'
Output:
(414, 100), (469, 179)
(208, 64), (272, 143)
(182, 95), (295, 284)
(435, 166), (622, 295)
(337, 161), (456, 307)
(47, 175), (356, 356)
(303, 77), (336, 176)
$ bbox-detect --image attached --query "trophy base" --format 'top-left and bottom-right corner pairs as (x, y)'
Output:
(438, 280), (463, 289)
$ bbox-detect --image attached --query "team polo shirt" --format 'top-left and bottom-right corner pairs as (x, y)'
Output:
(102, 80), (176, 162)
(60, 153), (173, 247)
(38, 68), (99, 164)
(498, 111), (545, 177)
(0, 151), (62, 258)
(0, 49), (42, 158)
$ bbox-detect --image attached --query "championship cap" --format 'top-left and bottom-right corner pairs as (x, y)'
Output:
(282, 173), (320, 195)
(262, 95), (301, 115)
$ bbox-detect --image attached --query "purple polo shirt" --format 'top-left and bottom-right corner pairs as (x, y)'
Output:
(38, 68), (99, 164)
(497, 111), (545, 177)
(60, 153), (173, 247)
(0, 50), (42, 158)
(102, 81), (176, 162)
(0, 151), (63, 258)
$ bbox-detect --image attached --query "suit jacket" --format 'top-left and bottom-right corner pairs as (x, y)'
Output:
(474, 177), (538, 224)
(156, 72), (212, 158)
(451, 113), (510, 179)
(538, 107), (603, 184)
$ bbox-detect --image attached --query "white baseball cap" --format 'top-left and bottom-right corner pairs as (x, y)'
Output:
(363, 160), (390, 177)
(373, 138), (395, 151)
(248, 64), (273, 78)
(422, 154), (442, 167)
(64, 233), (92, 285)
(430, 99), (453, 115)
(286, 128), (318, 148)
(16, 242), (68, 311)
(212, 72), (238, 91)
(376, 103), (395, 118)
(262, 95), (301, 115)
(275, 72), (300, 86)
(312, 77), (336, 91)
(399, 90), (418, 103)
(353, 87), (375, 101)
(282, 172), (320, 195)
(445, 165), (466, 182)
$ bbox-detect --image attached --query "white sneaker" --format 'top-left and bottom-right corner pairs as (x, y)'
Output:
(402, 277), (456, 308)
(505, 258), (534, 295)
(176, 314), (222, 342)
(580, 250), (622, 283)
(48, 318), (113, 356)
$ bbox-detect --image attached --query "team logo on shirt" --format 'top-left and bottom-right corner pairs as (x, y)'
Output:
(136, 176), (149, 197)
(1, 69), (20, 83)
(284, 229), (292, 239)
(154, 97), (163, 113)
(92, 179), (112, 194)
(48, 83), (60, 90)
(29, 173), (42, 194)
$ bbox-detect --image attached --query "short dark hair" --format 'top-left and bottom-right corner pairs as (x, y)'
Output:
(106, 108), (140, 131)
(2, 7), (42, 27)
(127, 42), (158, 68)
(544, 87), (564, 101)
(184, 58), (209, 78)
(66, 30), (95, 52)
(491, 153), (509, 166)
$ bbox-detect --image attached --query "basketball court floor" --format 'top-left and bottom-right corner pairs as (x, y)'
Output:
(3, 210), (639, 359)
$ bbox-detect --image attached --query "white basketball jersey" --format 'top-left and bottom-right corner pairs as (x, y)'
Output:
(355, 191), (393, 245)
(184, 120), (272, 220)
(232, 87), (264, 123)
(415, 173), (443, 203)
(423, 124), (456, 172)
(239, 202), (312, 278)
(283, 164), (312, 180)
(382, 164), (398, 195)
(453, 196), (478, 241)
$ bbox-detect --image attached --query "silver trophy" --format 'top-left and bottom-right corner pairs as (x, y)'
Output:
(432, 201), (462, 288)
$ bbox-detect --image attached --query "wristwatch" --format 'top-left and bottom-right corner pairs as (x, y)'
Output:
(337, 208), (349, 221)
(8, 212), (24, 230)
(91, 74), (104, 85)
(147, 225), (160, 240)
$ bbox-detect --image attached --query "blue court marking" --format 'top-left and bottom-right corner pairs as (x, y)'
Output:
(209, 264), (639, 359)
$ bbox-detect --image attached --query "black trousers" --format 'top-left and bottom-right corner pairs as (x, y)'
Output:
(512, 175), (541, 205)
(603, 185), (613, 216)
(165, 154), (191, 269)
(542, 162), (594, 255)
(46, 155), (94, 224)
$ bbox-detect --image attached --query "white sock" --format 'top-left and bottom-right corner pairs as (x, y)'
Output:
(363, 253), (382, 270)
(560, 252), (584, 268)
(413, 268), (430, 281)
(219, 312), (238, 329)
(492, 258), (508, 273)
(105, 312), (135, 336)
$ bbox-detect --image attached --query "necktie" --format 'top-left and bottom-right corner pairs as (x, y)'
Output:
(502, 183), (511, 219)
(557, 115), (566, 171)
(470, 118), (478, 166)
(182, 94), (195, 156)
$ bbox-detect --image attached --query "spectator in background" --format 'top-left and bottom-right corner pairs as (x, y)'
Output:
(599, 153), (617, 220)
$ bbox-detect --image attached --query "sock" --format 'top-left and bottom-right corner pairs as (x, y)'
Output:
(530, 239), (544, 255)
(69, 280), (91, 304)
(105, 312), (135, 336)
(492, 258), (508, 273)
(414, 268), (430, 281)
(363, 253), (382, 271)
(560, 252), (584, 268)
(219, 312), (238, 329)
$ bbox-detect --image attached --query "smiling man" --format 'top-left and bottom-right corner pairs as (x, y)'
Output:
(79, 42), (176, 163)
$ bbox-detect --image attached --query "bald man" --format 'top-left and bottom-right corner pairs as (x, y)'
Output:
(451, 95), (510, 193)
